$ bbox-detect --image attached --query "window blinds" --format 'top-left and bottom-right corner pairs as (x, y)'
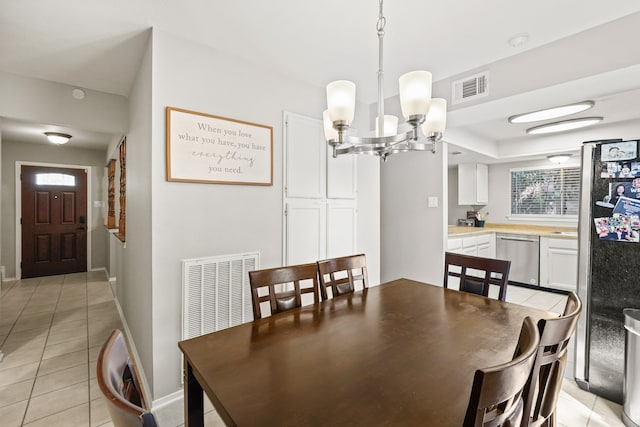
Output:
(511, 166), (581, 216)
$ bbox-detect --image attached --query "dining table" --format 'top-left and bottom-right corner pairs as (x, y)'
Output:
(178, 278), (553, 426)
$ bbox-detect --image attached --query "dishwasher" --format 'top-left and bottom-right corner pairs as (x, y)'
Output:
(496, 234), (540, 285)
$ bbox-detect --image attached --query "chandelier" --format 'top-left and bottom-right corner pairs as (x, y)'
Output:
(323, 0), (447, 162)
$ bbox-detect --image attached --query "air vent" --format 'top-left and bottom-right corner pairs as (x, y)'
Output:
(452, 71), (489, 105)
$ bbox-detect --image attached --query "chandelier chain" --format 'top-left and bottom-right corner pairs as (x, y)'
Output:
(377, 0), (386, 34)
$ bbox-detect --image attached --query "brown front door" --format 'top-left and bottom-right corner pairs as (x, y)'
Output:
(21, 165), (88, 278)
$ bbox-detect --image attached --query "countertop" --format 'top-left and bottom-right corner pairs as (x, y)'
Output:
(448, 223), (578, 239)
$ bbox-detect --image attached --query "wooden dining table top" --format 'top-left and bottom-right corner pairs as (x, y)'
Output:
(178, 278), (553, 426)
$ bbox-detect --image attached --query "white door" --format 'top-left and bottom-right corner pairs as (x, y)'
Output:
(326, 201), (357, 258)
(285, 113), (325, 199)
(285, 200), (326, 265)
(283, 112), (358, 266)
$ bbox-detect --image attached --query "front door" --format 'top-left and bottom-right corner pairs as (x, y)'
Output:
(21, 165), (88, 278)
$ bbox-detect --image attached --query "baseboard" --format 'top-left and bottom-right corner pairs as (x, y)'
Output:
(2, 276), (17, 282)
(152, 390), (184, 426)
(112, 297), (154, 414)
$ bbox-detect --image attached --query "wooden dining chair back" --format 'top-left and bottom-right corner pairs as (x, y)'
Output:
(520, 292), (582, 427)
(96, 329), (157, 427)
(464, 316), (540, 427)
(248, 263), (319, 320)
(444, 252), (512, 301)
(317, 254), (368, 301)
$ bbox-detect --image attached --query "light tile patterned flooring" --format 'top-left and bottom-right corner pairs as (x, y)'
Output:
(0, 273), (628, 427)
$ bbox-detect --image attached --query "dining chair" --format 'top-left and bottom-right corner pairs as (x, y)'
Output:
(316, 253), (368, 301)
(444, 252), (512, 301)
(520, 292), (582, 427)
(464, 316), (540, 427)
(97, 329), (157, 427)
(248, 262), (320, 319)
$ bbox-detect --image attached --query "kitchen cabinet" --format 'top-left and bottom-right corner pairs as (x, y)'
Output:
(458, 163), (488, 205)
(447, 233), (495, 258)
(539, 237), (578, 292)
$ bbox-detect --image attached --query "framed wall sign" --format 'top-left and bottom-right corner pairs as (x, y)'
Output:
(166, 107), (273, 185)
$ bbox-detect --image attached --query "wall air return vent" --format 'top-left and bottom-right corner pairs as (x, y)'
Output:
(451, 71), (489, 105)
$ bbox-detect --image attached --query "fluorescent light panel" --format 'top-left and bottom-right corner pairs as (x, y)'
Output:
(509, 101), (594, 124)
(526, 117), (603, 135)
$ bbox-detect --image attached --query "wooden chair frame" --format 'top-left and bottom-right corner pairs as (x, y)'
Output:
(444, 252), (511, 301)
(464, 317), (540, 427)
(521, 292), (582, 427)
(96, 329), (157, 427)
(317, 254), (368, 301)
(249, 263), (319, 319)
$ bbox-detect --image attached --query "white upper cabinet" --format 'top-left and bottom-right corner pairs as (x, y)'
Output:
(458, 163), (488, 205)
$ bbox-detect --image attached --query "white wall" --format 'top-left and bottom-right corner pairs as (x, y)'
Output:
(379, 93), (448, 285)
(110, 33), (155, 395)
(149, 30), (379, 400)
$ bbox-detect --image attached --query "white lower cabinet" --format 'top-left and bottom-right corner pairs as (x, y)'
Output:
(446, 233), (495, 291)
(447, 233), (495, 257)
(539, 237), (578, 292)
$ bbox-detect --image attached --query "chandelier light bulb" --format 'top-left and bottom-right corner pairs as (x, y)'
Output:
(375, 115), (399, 137)
(422, 98), (447, 136)
(326, 80), (356, 123)
(399, 71), (432, 118)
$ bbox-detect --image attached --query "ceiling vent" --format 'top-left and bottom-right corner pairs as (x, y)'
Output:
(451, 71), (489, 105)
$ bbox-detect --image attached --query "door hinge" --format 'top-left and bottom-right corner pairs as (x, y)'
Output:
(20, 218), (22, 224)
(284, 186), (287, 196)
(284, 207), (288, 216)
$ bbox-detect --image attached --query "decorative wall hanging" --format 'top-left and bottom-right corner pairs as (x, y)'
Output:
(166, 107), (273, 185)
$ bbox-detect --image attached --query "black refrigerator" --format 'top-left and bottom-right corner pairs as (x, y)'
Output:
(576, 138), (640, 403)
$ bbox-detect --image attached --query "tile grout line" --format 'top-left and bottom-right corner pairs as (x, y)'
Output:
(85, 274), (93, 426)
(19, 275), (83, 426)
(19, 276), (61, 426)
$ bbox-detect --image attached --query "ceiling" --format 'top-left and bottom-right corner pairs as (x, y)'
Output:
(2, 0), (640, 157)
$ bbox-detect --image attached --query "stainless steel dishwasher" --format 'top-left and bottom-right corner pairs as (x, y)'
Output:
(496, 234), (540, 285)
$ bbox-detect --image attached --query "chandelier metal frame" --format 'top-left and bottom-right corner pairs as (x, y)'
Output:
(325, 0), (445, 162)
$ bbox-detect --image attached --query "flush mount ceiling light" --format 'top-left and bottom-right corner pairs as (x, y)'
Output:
(526, 117), (603, 135)
(323, 0), (447, 162)
(44, 132), (72, 145)
(509, 101), (594, 124)
(547, 154), (572, 164)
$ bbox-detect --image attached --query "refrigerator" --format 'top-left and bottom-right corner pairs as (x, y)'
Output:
(576, 138), (640, 403)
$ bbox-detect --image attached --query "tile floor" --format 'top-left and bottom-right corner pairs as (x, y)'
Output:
(0, 273), (628, 427)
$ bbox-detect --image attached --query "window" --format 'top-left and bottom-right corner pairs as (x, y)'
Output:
(511, 166), (580, 217)
(35, 173), (76, 186)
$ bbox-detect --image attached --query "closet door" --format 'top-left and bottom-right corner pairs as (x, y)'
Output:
(327, 147), (357, 199)
(285, 200), (326, 265)
(326, 200), (357, 258)
(283, 111), (357, 266)
(285, 114), (325, 199)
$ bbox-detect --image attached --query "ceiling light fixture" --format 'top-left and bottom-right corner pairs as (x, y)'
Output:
(547, 154), (573, 164)
(44, 132), (72, 145)
(526, 117), (603, 135)
(509, 100), (594, 124)
(323, 0), (447, 162)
